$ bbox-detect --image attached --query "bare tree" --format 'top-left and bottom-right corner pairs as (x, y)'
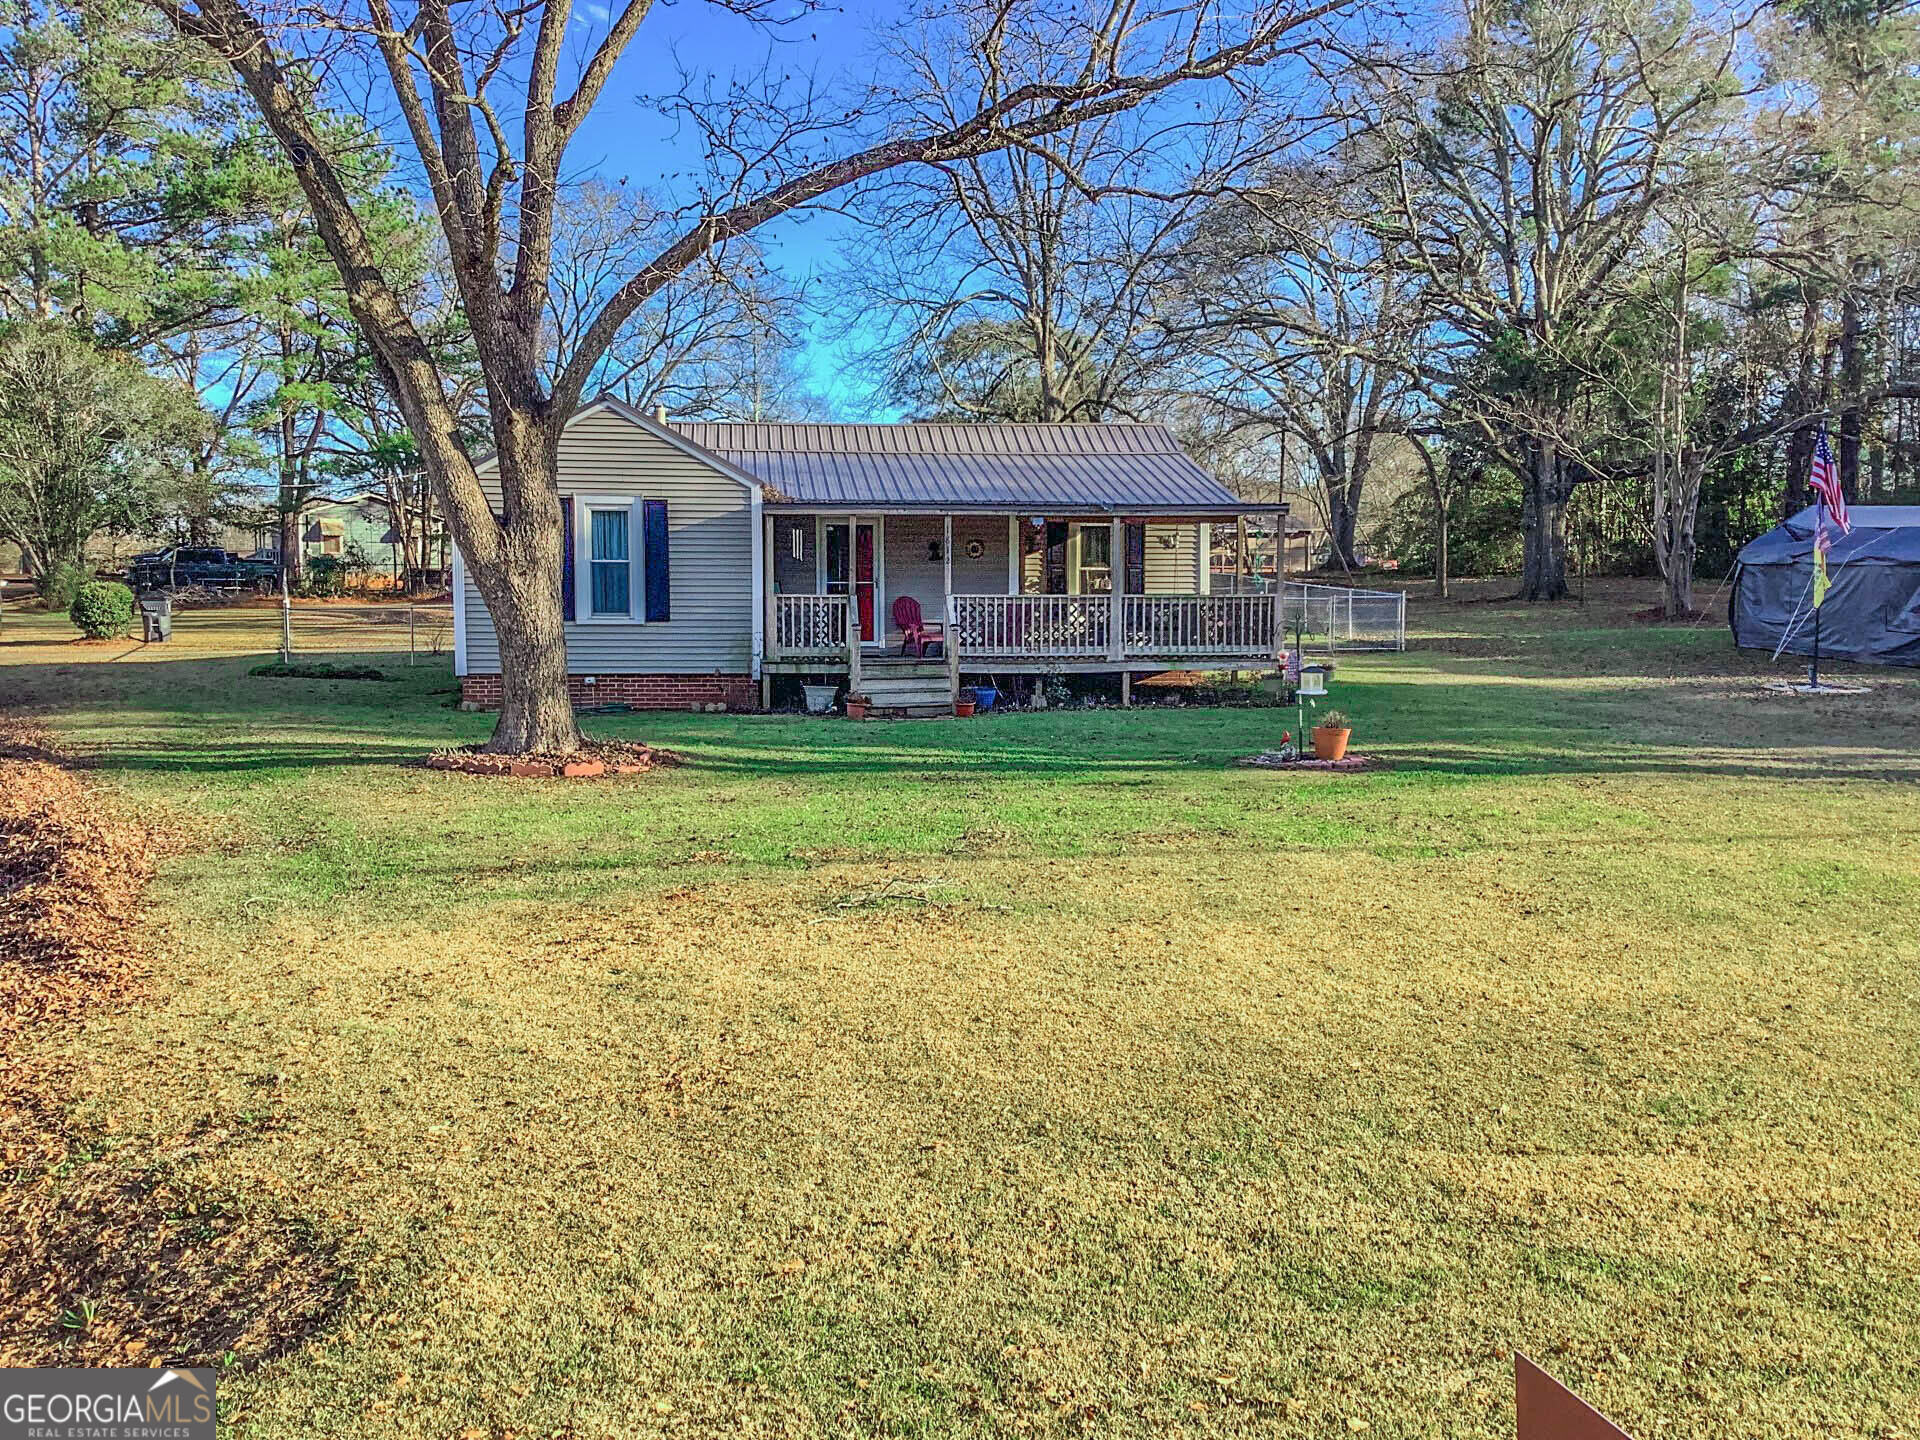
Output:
(1168, 165), (1423, 570)
(545, 182), (806, 418)
(1356, 0), (1749, 600)
(141, 0), (1348, 753)
(851, 105), (1239, 422)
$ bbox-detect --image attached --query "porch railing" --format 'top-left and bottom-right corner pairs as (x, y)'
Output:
(772, 592), (850, 657)
(1120, 593), (1276, 657)
(950, 593), (1112, 657)
(769, 585), (1405, 666)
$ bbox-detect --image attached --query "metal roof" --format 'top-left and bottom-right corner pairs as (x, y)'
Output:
(666, 421), (1263, 512)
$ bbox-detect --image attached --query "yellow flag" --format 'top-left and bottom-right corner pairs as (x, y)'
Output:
(1812, 534), (1830, 609)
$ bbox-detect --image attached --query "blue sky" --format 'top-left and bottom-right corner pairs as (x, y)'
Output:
(562, 1), (903, 416)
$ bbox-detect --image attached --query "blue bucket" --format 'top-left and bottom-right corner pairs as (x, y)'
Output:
(972, 685), (998, 711)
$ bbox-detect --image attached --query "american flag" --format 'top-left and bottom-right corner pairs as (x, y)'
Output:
(1809, 425), (1850, 534)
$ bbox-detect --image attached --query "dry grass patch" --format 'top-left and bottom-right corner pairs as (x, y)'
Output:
(5, 585), (1919, 1436)
(0, 722), (345, 1369)
(75, 835), (1920, 1439)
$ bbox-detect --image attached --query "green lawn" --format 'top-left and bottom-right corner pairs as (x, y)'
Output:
(3, 581), (1918, 1438)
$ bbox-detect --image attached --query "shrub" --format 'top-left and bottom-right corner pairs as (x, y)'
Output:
(249, 661), (390, 681)
(69, 580), (135, 638)
(37, 563), (87, 611)
(299, 554), (349, 597)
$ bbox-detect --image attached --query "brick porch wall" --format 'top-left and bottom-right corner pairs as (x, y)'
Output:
(460, 673), (759, 711)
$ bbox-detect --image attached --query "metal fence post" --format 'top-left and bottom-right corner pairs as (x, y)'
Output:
(279, 576), (292, 664)
(408, 605), (417, 665)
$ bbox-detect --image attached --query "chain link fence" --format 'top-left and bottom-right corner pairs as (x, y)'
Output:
(274, 600), (455, 662)
(1280, 582), (1407, 652)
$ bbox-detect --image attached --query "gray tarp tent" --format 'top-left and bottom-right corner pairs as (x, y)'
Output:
(1731, 505), (1920, 666)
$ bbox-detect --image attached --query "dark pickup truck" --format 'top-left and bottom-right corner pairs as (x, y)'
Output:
(127, 547), (279, 594)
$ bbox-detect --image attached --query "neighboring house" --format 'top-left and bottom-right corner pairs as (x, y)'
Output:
(299, 498), (395, 568)
(247, 497), (447, 585)
(454, 397), (1289, 711)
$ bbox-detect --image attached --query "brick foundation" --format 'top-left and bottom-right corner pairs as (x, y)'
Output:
(460, 673), (759, 712)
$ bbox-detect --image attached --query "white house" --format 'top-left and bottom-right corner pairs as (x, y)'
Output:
(454, 396), (1291, 712)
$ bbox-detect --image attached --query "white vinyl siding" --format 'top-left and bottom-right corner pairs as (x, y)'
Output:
(460, 407), (754, 674)
(880, 515), (1010, 639)
(1143, 522), (1202, 594)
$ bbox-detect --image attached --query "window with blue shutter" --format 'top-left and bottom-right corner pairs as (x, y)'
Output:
(588, 506), (631, 616)
(560, 496), (575, 618)
(642, 499), (670, 621)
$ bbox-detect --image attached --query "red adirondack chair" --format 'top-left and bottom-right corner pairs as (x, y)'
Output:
(892, 596), (945, 657)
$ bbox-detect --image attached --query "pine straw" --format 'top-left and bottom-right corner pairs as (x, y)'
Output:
(427, 737), (684, 772)
(0, 721), (344, 1368)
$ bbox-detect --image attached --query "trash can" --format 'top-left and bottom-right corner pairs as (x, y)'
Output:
(139, 594), (173, 642)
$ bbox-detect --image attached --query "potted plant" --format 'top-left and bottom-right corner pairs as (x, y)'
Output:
(1311, 708), (1352, 761)
(954, 686), (978, 718)
(845, 692), (872, 720)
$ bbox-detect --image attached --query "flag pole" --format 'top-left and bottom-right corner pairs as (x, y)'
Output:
(1810, 495), (1822, 691)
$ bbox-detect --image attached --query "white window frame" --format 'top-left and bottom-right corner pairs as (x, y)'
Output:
(575, 495), (643, 624)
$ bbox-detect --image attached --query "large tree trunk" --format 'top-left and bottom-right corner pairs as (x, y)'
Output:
(1410, 434), (1449, 599)
(1663, 456), (1702, 620)
(463, 437), (583, 756)
(475, 561), (580, 754)
(1324, 476), (1361, 572)
(278, 494), (300, 587)
(1519, 440), (1571, 601)
(1665, 547), (1694, 619)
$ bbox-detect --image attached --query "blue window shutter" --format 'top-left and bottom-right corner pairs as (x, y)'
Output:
(642, 500), (670, 621)
(560, 496), (575, 619)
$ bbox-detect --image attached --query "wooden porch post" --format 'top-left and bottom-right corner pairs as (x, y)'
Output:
(943, 514), (959, 708)
(845, 523), (862, 700)
(1271, 512), (1285, 665)
(763, 513), (778, 661)
(1107, 515), (1124, 663)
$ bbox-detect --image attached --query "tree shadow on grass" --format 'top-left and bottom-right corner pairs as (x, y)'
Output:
(6, 647), (1919, 786)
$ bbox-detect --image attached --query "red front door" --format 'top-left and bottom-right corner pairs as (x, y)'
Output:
(824, 520), (879, 644)
(854, 523), (876, 643)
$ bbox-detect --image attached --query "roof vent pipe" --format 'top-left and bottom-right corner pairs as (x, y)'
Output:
(652, 404), (668, 424)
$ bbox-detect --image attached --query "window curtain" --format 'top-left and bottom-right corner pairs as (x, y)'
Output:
(590, 507), (630, 615)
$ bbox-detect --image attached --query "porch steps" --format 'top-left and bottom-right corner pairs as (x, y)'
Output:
(858, 669), (953, 715)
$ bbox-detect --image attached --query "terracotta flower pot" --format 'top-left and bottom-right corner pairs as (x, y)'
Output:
(846, 700), (870, 719)
(1311, 725), (1351, 762)
(953, 701), (976, 717)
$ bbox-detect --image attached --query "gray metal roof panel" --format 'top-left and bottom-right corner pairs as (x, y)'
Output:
(667, 422), (1250, 510)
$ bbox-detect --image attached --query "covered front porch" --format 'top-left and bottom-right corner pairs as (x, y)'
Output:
(761, 507), (1290, 704)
